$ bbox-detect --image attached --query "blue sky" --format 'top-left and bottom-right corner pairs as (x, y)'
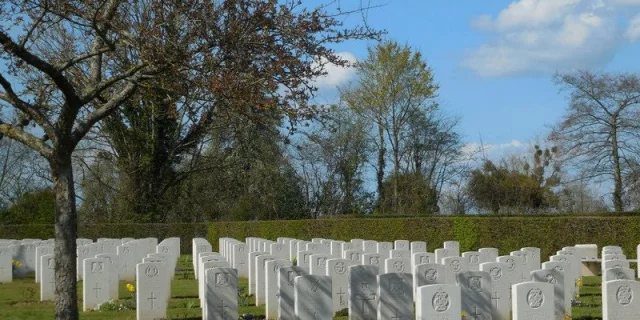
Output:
(311, 0), (640, 157)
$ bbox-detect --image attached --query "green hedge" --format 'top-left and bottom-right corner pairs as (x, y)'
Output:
(208, 216), (640, 260)
(0, 223), (208, 254)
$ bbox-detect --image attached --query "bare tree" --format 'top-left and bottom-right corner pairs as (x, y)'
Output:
(550, 71), (640, 212)
(0, 139), (48, 206)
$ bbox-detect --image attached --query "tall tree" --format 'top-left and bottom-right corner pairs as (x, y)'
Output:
(550, 71), (640, 212)
(341, 40), (438, 214)
(0, 1), (379, 318)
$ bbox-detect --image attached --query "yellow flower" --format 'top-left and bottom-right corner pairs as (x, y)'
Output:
(12, 259), (22, 268)
(577, 278), (583, 288)
(461, 311), (468, 319)
(126, 283), (135, 293)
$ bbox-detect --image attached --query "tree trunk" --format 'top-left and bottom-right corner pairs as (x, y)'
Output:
(377, 123), (385, 214)
(393, 134), (400, 215)
(611, 123), (624, 212)
(51, 152), (79, 320)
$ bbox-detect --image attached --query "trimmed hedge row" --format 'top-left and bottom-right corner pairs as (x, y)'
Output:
(208, 216), (640, 260)
(0, 223), (208, 254)
(3, 217), (639, 260)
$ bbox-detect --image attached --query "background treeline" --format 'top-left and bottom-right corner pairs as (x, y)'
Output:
(1, 42), (639, 224)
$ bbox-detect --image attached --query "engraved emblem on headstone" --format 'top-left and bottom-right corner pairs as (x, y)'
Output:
(161, 246), (169, 253)
(308, 278), (320, 293)
(450, 260), (461, 272)
(393, 261), (405, 272)
(419, 256), (428, 264)
(47, 258), (54, 269)
(350, 252), (360, 261)
(287, 270), (298, 286)
(505, 258), (515, 270)
(527, 288), (544, 309)
(469, 254), (479, 264)
(334, 262), (347, 275)
(145, 265), (158, 278)
(432, 288), (450, 312)
(553, 265), (563, 272)
(615, 272), (626, 280)
(389, 278), (404, 296)
(91, 262), (103, 273)
(370, 256), (380, 265)
(616, 286), (633, 305)
(544, 274), (557, 285)
(425, 268), (438, 282)
(469, 276), (482, 292)
(215, 272), (229, 287)
(122, 247), (130, 254)
(490, 267), (502, 280)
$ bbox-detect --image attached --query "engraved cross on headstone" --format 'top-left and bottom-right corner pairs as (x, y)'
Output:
(391, 306), (403, 320)
(92, 283), (102, 299)
(471, 306), (482, 320)
(218, 299), (228, 318)
(492, 291), (501, 308)
(337, 287), (347, 306)
(148, 292), (158, 309)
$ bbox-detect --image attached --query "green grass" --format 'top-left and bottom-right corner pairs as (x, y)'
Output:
(0, 255), (610, 319)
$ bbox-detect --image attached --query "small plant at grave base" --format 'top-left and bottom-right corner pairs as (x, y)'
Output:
(97, 300), (132, 311)
(183, 300), (197, 309)
(292, 257), (297, 266)
(461, 311), (468, 319)
(11, 259), (22, 270)
(237, 287), (250, 307)
(238, 314), (266, 320)
(126, 283), (137, 308)
(335, 308), (349, 317)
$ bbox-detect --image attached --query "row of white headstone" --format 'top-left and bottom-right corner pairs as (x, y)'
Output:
(0, 237), (181, 320)
(195, 237), (640, 320)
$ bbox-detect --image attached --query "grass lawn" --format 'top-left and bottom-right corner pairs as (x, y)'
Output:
(0, 255), (608, 320)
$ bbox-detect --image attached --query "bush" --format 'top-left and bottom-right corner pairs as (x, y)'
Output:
(208, 216), (640, 259)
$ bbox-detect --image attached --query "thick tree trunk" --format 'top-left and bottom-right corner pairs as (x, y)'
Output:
(51, 152), (79, 320)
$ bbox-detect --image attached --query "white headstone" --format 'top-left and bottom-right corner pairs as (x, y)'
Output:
(264, 259), (293, 319)
(410, 241), (427, 254)
(83, 257), (110, 311)
(0, 248), (12, 283)
(603, 267), (635, 283)
(602, 279), (640, 320)
(542, 261), (572, 317)
(270, 243), (289, 260)
(95, 253), (119, 300)
(232, 243), (248, 277)
(248, 251), (267, 295)
(309, 253), (329, 276)
(363, 240), (378, 254)
(117, 243), (136, 281)
(35, 245), (53, 283)
(254, 254), (276, 306)
(377, 242), (393, 260)
(348, 265), (379, 320)
(377, 272), (413, 320)
(531, 268), (566, 320)
(443, 241), (460, 256)
(416, 284), (461, 320)
(278, 266), (308, 320)
(435, 248), (455, 264)
(512, 281), (555, 320)
(39, 254), (55, 301)
(326, 258), (353, 313)
(204, 267), (238, 320)
(294, 275), (333, 320)
(362, 253), (382, 272)
(136, 262), (169, 320)
(479, 247), (499, 263)
(458, 271), (492, 320)
(443, 256), (468, 276)
(480, 262), (511, 320)
(521, 247), (541, 271)
(394, 240), (410, 251)
(384, 257), (409, 274)
(343, 249), (363, 265)
(462, 251), (481, 271)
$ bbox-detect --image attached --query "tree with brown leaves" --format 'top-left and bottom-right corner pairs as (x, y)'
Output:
(0, 0), (380, 318)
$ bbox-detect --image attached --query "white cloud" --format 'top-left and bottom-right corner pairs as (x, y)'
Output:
(312, 52), (357, 88)
(462, 140), (525, 157)
(464, 0), (640, 77)
(625, 14), (640, 41)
